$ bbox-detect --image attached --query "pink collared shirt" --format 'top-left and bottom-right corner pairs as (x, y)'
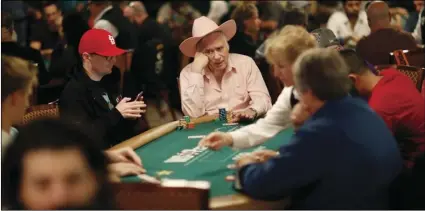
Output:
(179, 53), (272, 118)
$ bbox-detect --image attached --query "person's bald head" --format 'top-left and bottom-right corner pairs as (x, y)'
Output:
(124, 1), (148, 25)
(366, 1), (391, 32)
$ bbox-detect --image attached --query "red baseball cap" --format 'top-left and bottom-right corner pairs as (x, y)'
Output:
(78, 29), (126, 56)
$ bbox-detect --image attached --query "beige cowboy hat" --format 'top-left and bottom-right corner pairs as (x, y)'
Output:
(179, 16), (237, 57)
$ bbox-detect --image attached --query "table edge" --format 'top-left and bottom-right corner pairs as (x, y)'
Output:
(111, 114), (287, 209)
(110, 115), (218, 150)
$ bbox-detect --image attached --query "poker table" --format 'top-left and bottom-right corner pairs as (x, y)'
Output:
(111, 115), (293, 209)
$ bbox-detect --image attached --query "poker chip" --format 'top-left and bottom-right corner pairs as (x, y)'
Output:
(219, 108), (227, 122)
(187, 122), (195, 129)
(184, 115), (190, 123)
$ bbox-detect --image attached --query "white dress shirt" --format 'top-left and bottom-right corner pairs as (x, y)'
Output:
(230, 86), (299, 149)
(93, 5), (119, 38)
(327, 10), (370, 40)
(412, 8), (423, 44)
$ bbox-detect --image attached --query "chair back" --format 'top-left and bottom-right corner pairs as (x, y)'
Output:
(390, 46), (425, 67)
(112, 181), (209, 210)
(375, 65), (425, 91)
(22, 103), (59, 125)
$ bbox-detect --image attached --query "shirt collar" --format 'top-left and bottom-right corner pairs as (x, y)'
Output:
(203, 56), (236, 80)
(94, 5), (113, 23)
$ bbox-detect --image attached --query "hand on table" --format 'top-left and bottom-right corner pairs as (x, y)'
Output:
(116, 97), (147, 119)
(290, 103), (311, 130)
(250, 149), (280, 162)
(108, 162), (146, 178)
(230, 108), (257, 123)
(235, 154), (262, 169)
(105, 147), (143, 166)
(192, 52), (209, 73)
(224, 150), (279, 182)
(224, 154), (261, 183)
(198, 132), (233, 150)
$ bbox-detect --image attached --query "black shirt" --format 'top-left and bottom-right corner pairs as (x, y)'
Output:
(29, 20), (62, 50)
(1, 41), (50, 85)
(129, 18), (173, 97)
(137, 17), (172, 46)
(99, 6), (137, 50)
(229, 31), (260, 59)
(59, 69), (144, 148)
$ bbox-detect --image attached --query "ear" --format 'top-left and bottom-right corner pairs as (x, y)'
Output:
(82, 52), (90, 60)
(348, 73), (358, 84)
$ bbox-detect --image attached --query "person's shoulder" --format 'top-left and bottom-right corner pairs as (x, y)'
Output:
(180, 62), (194, 74)
(380, 68), (412, 81)
(358, 10), (368, 20)
(328, 11), (347, 22)
(296, 116), (335, 140)
(356, 33), (370, 47)
(61, 72), (86, 95)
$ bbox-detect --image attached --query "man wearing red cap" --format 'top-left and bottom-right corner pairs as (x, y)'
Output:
(59, 29), (147, 148)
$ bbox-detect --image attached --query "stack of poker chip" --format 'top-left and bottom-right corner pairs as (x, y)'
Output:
(219, 108), (227, 122)
(226, 112), (233, 123)
(177, 119), (187, 130)
(184, 115), (190, 123)
(184, 116), (195, 129)
(177, 116), (195, 130)
(187, 122), (195, 129)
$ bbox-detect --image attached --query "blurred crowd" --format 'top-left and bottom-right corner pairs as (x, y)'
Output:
(2, 0), (423, 107)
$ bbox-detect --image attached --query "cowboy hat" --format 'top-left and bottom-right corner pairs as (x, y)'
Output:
(179, 16), (237, 57)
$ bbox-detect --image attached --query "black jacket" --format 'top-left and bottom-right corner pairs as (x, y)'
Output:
(100, 6), (137, 50)
(59, 68), (143, 148)
(229, 31), (260, 59)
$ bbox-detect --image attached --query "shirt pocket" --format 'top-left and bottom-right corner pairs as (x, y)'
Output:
(233, 84), (248, 101)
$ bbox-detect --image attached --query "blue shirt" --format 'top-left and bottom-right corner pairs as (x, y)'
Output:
(238, 96), (403, 209)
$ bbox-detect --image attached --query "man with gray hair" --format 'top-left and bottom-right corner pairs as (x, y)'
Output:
(123, 1), (147, 25)
(233, 48), (402, 209)
(179, 16), (271, 119)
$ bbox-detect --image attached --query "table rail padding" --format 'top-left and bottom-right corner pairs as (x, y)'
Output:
(112, 182), (210, 210)
(110, 115), (218, 150)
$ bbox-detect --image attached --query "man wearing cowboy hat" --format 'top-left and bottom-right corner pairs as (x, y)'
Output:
(179, 16), (272, 120)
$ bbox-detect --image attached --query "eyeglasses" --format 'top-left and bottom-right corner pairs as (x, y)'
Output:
(91, 53), (114, 61)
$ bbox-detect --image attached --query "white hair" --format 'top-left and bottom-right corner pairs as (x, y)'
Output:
(129, 1), (147, 15)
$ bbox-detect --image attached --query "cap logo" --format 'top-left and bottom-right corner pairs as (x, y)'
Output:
(108, 35), (115, 45)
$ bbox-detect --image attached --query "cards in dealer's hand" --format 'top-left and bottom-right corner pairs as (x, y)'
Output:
(164, 155), (193, 163)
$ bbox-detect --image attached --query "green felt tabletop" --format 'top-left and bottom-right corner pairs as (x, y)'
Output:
(121, 121), (294, 197)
